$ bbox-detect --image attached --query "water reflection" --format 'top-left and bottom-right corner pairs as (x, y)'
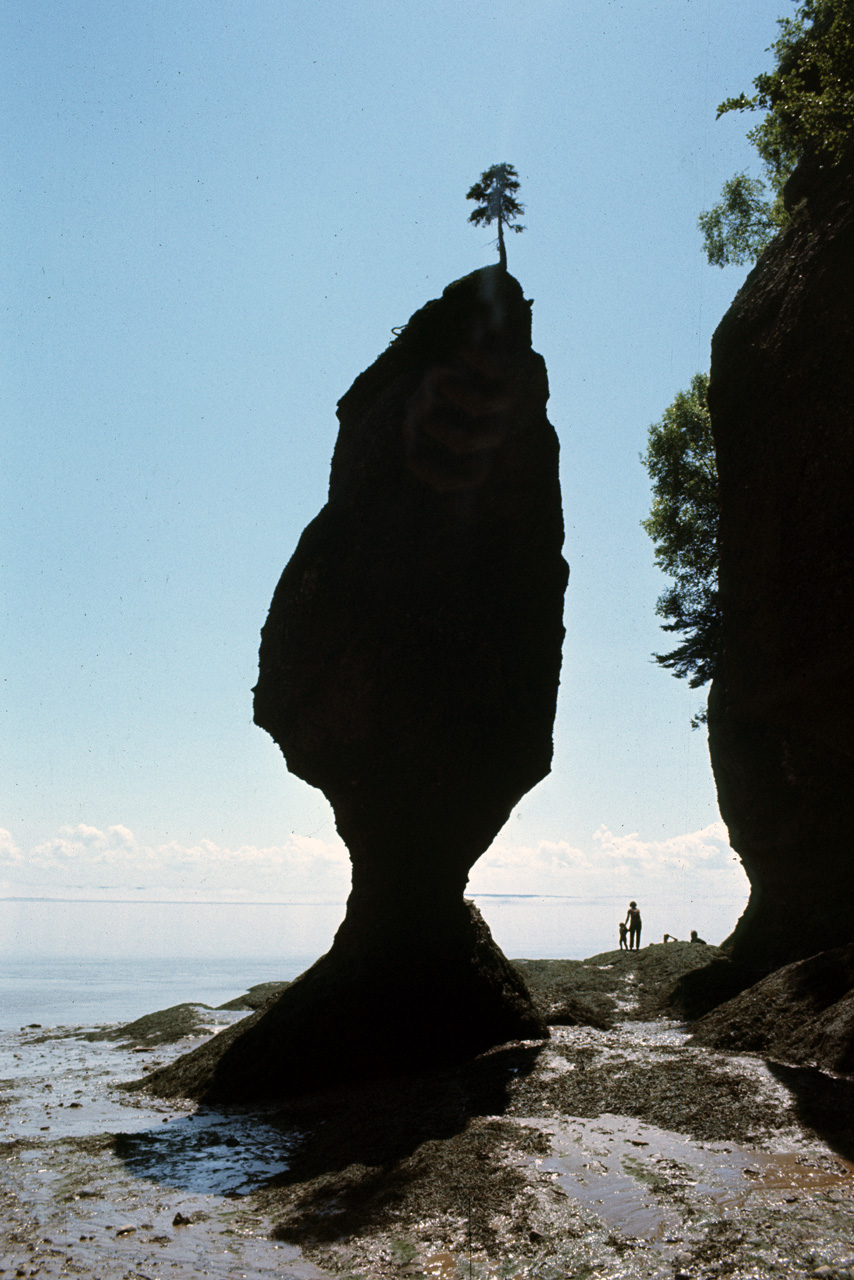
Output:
(113, 1108), (298, 1196)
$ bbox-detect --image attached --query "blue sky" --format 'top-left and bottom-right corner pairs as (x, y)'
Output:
(1, 0), (789, 939)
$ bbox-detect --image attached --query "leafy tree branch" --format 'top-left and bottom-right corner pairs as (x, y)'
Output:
(700, 0), (854, 267)
(641, 375), (719, 725)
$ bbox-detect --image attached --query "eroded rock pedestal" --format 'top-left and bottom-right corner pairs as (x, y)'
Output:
(145, 267), (567, 1101)
(696, 151), (854, 1003)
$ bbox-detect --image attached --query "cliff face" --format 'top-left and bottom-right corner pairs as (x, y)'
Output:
(148, 267), (567, 1100)
(707, 150), (854, 979)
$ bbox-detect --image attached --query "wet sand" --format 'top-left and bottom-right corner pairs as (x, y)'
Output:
(2, 946), (854, 1278)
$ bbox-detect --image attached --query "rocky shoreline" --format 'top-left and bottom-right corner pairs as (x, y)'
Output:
(2, 943), (854, 1279)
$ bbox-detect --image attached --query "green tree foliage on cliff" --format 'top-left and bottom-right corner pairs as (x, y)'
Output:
(641, 375), (720, 725)
(699, 0), (854, 267)
(466, 163), (525, 270)
(698, 172), (785, 268)
(645, 0), (854, 720)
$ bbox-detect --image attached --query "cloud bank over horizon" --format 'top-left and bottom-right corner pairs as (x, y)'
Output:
(0, 819), (749, 910)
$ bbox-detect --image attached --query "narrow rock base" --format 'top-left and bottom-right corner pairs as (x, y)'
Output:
(135, 901), (546, 1102)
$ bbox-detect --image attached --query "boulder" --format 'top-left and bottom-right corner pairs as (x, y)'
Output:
(690, 944), (854, 1075)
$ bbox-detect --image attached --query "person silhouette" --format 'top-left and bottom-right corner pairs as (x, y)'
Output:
(690, 930), (707, 944)
(619, 921), (628, 950)
(625, 901), (642, 950)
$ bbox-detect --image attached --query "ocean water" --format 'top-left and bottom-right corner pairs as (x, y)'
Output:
(0, 955), (304, 1030)
(0, 899), (348, 1029)
(0, 893), (745, 1029)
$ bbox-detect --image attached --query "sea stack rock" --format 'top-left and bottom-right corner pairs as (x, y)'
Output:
(704, 150), (854, 987)
(145, 266), (567, 1101)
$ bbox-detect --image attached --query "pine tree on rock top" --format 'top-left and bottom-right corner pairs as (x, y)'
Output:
(466, 163), (525, 270)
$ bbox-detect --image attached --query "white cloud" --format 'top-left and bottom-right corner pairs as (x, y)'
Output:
(1, 818), (748, 925)
(467, 820), (746, 900)
(32, 823), (139, 867)
(592, 821), (739, 877)
(0, 828), (22, 861)
(1, 823), (351, 902)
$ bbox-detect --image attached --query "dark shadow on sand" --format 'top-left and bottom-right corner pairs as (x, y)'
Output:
(114, 1041), (544, 1242)
(262, 1042), (546, 1247)
(113, 1039), (545, 1218)
(768, 1061), (854, 1164)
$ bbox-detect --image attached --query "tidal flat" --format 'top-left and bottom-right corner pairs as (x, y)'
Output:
(2, 944), (853, 1279)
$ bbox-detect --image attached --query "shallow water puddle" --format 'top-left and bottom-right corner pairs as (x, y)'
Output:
(2, 1030), (168, 1140)
(739, 1149), (854, 1193)
(416, 1248), (462, 1277)
(402, 1248), (519, 1279)
(518, 1111), (854, 1242)
(3, 1132), (326, 1278)
(2, 1187), (325, 1280)
(113, 1107), (297, 1195)
(0, 1020), (329, 1278)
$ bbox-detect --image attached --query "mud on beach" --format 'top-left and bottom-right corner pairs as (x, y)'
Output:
(2, 942), (854, 1279)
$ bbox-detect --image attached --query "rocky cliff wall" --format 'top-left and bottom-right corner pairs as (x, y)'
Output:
(706, 149), (854, 980)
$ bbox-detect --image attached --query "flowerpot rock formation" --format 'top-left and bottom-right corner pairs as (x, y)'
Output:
(142, 266), (568, 1101)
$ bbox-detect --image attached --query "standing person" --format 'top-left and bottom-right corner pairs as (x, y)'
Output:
(619, 921), (628, 950)
(625, 901), (642, 950)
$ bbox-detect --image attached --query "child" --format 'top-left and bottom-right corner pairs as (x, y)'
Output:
(619, 921), (628, 950)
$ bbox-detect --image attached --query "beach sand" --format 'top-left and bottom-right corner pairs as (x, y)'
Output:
(2, 945), (853, 1279)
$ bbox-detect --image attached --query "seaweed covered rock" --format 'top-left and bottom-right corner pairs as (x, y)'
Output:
(699, 149), (854, 993)
(690, 944), (854, 1075)
(142, 267), (567, 1101)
